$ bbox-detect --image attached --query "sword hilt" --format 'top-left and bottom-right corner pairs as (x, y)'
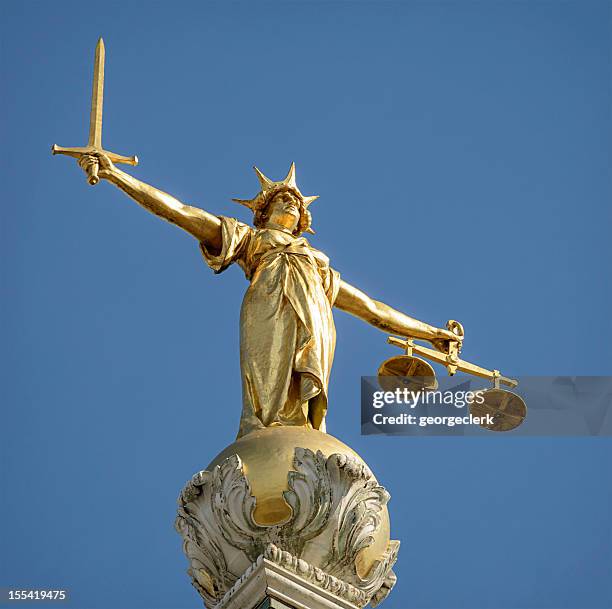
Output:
(87, 159), (100, 185)
(51, 144), (138, 186)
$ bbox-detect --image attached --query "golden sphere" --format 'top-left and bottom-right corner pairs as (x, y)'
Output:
(207, 426), (390, 579)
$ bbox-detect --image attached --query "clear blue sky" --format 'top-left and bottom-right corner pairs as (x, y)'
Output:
(1, 2), (611, 608)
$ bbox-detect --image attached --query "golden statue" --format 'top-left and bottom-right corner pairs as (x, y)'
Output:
(51, 38), (460, 439)
(75, 154), (461, 438)
(52, 39), (525, 609)
(51, 38), (524, 443)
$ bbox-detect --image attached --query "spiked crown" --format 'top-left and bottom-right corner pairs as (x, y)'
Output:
(233, 163), (318, 234)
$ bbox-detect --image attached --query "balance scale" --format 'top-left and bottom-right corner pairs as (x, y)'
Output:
(378, 321), (527, 432)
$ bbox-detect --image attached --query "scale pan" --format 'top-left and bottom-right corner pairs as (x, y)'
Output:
(469, 388), (527, 432)
(377, 355), (438, 392)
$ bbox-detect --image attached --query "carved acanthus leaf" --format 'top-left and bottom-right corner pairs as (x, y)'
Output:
(175, 448), (399, 608)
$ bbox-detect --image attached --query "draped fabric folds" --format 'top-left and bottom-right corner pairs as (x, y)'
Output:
(200, 216), (340, 438)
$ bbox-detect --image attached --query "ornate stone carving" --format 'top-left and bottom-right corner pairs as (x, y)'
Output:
(262, 544), (366, 607)
(175, 448), (399, 608)
(212, 545), (365, 609)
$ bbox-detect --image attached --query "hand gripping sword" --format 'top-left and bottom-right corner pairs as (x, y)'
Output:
(51, 38), (138, 184)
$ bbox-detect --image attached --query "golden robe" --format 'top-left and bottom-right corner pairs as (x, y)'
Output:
(200, 217), (341, 438)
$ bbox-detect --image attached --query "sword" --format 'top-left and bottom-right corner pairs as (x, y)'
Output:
(51, 38), (138, 185)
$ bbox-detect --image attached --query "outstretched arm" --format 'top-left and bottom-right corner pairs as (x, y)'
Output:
(79, 153), (222, 253)
(334, 280), (459, 350)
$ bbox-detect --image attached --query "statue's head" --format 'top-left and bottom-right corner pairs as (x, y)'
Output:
(233, 163), (318, 236)
(254, 187), (313, 235)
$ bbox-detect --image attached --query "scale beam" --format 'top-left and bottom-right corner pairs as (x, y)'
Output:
(387, 335), (518, 388)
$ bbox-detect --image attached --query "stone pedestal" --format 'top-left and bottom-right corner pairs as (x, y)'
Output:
(176, 427), (399, 608)
(217, 548), (360, 609)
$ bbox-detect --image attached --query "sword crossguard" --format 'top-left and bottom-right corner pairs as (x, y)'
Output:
(51, 145), (138, 186)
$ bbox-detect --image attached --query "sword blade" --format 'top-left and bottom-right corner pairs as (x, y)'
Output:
(88, 38), (105, 148)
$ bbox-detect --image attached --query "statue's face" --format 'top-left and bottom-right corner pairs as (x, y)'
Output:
(266, 190), (301, 232)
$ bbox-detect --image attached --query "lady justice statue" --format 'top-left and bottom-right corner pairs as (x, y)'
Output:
(54, 39), (463, 609)
(77, 154), (459, 439)
(75, 154), (458, 608)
